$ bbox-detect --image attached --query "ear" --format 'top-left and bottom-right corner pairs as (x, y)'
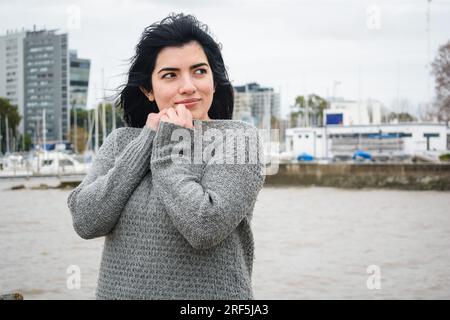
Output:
(139, 86), (155, 101)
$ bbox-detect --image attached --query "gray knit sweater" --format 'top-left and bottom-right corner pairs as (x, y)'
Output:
(67, 119), (265, 300)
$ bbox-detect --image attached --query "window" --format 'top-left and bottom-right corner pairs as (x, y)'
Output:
(43, 160), (53, 166)
(424, 133), (439, 138)
(30, 47), (44, 53)
(400, 133), (412, 138)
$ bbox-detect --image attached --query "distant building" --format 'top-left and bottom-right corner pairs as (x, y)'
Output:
(69, 50), (90, 110)
(233, 82), (280, 130)
(0, 30), (26, 135)
(324, 98), (387, 126)
(23, 28), (69, 144)
(286, 123), (450, 159)
(0, 27), (90, 149)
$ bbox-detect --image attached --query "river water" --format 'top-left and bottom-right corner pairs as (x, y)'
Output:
(0, 177), (449, 299)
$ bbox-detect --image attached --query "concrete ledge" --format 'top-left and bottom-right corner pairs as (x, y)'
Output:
(265, 163), (450, 190)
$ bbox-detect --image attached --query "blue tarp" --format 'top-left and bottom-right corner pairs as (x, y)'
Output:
(352, 150), (372, 160)
(297, 153), (314, 161)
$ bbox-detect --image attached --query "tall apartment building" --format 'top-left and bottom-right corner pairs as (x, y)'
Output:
(23, 29), (69, 144)
(0, 30), (26, 135)
(69, 50), (90, 110)
(233, 82), (281, 130)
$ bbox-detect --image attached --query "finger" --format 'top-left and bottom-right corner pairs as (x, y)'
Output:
(149, 112), (161, 122)
(148, 110), (160, 120)
(150, 111), (165, 121)
(175, 104), (193, 127)
(160, 115), (170, 122)
(159, 108), (169, 115)
(175, 104), (187, 119)
(166, 107), (178, 121)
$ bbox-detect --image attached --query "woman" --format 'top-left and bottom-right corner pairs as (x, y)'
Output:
(67, 13), (265, 300)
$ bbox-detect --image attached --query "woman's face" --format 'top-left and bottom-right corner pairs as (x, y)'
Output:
(148, 41), (215, 120)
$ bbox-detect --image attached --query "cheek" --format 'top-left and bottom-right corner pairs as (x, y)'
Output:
(153, 83), (176, 103)
(199, 79), (215, 97)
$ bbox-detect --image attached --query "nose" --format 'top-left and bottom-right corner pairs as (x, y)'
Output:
(178, 75), (196, 95)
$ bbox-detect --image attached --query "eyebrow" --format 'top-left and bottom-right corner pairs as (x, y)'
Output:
(157, 63), (209, 74)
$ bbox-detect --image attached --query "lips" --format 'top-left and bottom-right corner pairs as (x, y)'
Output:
(174, 98), (201, 108)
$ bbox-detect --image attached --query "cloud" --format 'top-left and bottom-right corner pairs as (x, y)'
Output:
(1, 0), (449, 116)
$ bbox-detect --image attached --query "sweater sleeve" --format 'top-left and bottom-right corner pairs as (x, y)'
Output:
(150, 121), (265, 250)
(67, 126), (156, 239)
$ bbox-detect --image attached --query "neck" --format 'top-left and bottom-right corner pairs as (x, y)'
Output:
(196, 114), (210, 121)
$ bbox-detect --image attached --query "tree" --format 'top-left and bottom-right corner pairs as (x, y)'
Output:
(385, 98), (418, 123)
(432, 40), (450, 122)
(289, 94), (328, 127)
(384, 112), (417, 123)
(21, 133), (32, 151)
(0, 97), (22, 154)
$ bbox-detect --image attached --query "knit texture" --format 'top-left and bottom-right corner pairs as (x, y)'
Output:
(67, 119), (265, 300)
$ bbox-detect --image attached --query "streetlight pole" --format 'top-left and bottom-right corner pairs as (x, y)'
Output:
(43, 108), (46, 154)
(5, 116), (10, 154)
(332, 80), (341, 101)
(426, 0), (432, 111)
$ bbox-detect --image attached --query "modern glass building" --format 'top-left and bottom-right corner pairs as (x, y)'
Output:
(23, 28), (69, 145)
(69, 50), (90, 111)
(233, 82), (281, 130)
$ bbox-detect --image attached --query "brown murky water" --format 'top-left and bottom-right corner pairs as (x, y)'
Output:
(1, 177), (449, 299)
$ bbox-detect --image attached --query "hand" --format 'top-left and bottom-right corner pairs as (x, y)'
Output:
(145, 108), (169, 131)
(160, 104), (194, 129)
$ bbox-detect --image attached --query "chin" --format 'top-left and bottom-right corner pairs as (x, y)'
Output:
(191, 111), (204, 120)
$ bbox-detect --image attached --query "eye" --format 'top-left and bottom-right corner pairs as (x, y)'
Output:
(162, 72), (176, 79)
(194, 68), (207, 75)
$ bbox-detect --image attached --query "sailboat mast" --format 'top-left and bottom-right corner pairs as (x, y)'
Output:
(112, 98), (116, 131)
(95, 100), (99, 154)
(102, 68), (107, 143)
(0, 114), (3, 155)
(43, 109), (46, 152)
(5, 116), (10, 154)
(74, 103), (78, 153)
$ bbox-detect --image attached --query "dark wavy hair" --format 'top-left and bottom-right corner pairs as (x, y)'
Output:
(117, 13), (234, 127)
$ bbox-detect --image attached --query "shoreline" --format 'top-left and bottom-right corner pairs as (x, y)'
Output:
(1, 163), (450, 191)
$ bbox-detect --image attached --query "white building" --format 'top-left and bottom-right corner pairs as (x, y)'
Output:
(286, 123), (450, 159)
(324, 99), (386, 126)
(0, 29), (26, 135)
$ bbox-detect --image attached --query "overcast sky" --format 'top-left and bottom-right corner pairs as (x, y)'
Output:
(1, 0), (450, 118)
